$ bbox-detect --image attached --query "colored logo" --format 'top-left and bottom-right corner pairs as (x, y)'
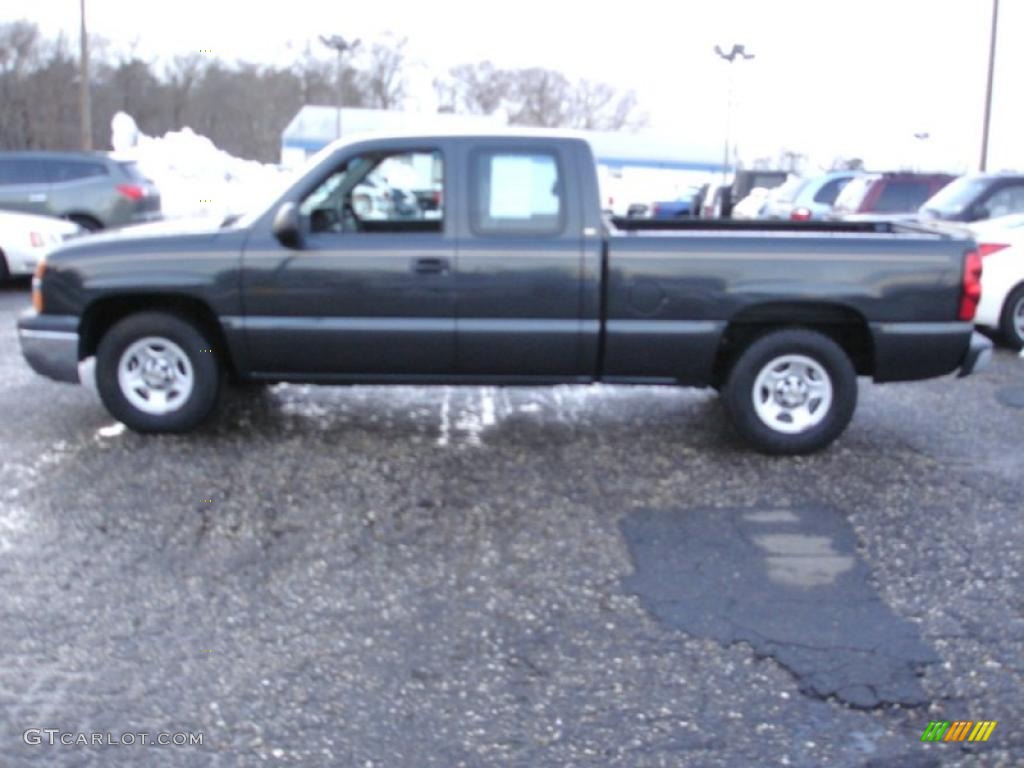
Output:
(921, 721), (997, 742)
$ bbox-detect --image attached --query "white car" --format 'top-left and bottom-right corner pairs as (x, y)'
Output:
(0, 210), (81, 278)
(730, 187), (772, 220)
(970, 213), (1024, 348)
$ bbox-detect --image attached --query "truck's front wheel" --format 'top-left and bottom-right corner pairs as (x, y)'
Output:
(722, 329), (857, 454)
(96, 312), (221, 433)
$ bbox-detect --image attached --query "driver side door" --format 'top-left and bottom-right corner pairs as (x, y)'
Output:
(241, 146), (456, 378)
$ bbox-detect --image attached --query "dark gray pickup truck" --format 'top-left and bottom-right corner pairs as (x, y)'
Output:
(18, 132), (992, 453)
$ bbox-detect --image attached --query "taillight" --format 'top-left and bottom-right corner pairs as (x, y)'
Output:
(29, 231), (45, 248)
(959, 249), (983, 321)
(651, 203), (660, 216)
(116, 184), (144, 201)
(790, 207), (811, 221)
(977, 243), (1009, 259)
(31, 257), (46, 312)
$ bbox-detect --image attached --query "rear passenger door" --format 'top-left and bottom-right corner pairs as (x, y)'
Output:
(0, 157), (55, 215)
(454, 142), (586, 378)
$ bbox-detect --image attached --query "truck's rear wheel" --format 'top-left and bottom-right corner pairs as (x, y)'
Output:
(999, 285), (1024, 350)
(722, 329), (857, 454)
(96, 312), (221, 433)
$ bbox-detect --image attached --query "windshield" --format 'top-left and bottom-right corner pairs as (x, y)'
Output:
(921, 176), (989, 215)
(832, 175), (877, 213)
(771, 176), (807, 203)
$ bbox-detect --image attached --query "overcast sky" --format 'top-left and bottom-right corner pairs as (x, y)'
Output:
(15, 0), (1023, 172)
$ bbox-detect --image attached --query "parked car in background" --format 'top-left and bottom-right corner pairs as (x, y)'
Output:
(0, 210), (81, 279)
(918, 173), (1024, 224)
(967, 213), (1024, 348)
(762, 172), (859, 221)
(699, 183), (733, 218)
(0, 151), (161, 231)
(830, 173), (954, 221)
(700, 171), (790, 219)
(646, 186), (703, 219)
(731, 187), (774, 219)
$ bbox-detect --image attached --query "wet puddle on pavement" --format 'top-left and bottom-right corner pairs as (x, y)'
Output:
(620, 506), (937, 708)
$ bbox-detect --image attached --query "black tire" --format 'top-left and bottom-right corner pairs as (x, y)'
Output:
(0, 248), (9, 282)
(96, 312), (221, 433)
(998, 285), (1024, 350)
(722, 329), (857, 455)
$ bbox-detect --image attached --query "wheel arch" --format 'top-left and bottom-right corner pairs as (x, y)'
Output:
(712, 301), (873, 387)
(79, 294), (239, 377)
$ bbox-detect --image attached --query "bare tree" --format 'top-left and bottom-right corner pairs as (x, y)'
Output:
(435, 61), (509, 115)
(166, 53), (205, 127)
(505, 67), (570, 127)
(0, 23), (648, 161)
(434, 60), (645, 131)
(361, 36), (406, 110)
(568, 80), (646, 131)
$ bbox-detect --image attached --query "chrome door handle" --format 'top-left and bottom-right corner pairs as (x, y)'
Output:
(28, 193), (47, 202)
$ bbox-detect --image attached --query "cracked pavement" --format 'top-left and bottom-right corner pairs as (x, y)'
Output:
(1, 283), (1023, 766)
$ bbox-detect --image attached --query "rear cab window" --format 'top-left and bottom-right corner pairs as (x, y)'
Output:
(470, 149), (565, 236)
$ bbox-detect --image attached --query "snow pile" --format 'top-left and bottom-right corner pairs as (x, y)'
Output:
(109, 112), (294, 221)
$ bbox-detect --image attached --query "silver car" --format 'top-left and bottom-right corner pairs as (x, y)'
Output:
(0, 151), (161, 231)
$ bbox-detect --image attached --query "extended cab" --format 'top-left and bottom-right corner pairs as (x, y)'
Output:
(18, 132), (992, 453)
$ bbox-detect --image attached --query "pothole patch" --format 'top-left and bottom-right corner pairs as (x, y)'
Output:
(620, 505), (937, 708)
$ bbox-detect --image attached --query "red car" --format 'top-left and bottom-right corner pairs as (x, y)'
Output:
(830, 173), (955, 220)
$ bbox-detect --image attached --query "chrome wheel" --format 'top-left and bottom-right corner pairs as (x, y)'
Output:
(752, 354), (833, 434)
(117, 336), (194, 415)
(1014, 295), (1024, 341)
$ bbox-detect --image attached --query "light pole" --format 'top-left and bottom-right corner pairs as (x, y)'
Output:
(319, 34), (360, 140)
(979, 0), (999, 171)
(714, 44), (754, 184)
(79, 0), (92, 150)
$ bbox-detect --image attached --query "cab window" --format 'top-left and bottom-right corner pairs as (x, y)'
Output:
(470, 150), (564, 236)
(300, 150), (443, 234)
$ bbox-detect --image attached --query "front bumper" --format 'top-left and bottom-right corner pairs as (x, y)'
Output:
(17, 313), (81, 384)
(959, 331), (993, 377)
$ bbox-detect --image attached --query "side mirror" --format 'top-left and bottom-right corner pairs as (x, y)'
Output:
(272, 202), (302, 248)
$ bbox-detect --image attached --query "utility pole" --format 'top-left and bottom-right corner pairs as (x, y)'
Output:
(319, 35), (360, 140)
(79, 0), (93, 150)
(714, 44), (754, 183)
(979, 0), (999, 171)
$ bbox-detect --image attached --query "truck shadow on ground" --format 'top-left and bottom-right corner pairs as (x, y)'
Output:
(207, 382), (737, 451)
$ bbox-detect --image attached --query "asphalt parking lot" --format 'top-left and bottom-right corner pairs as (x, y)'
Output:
(1, 281), (1022, 767)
